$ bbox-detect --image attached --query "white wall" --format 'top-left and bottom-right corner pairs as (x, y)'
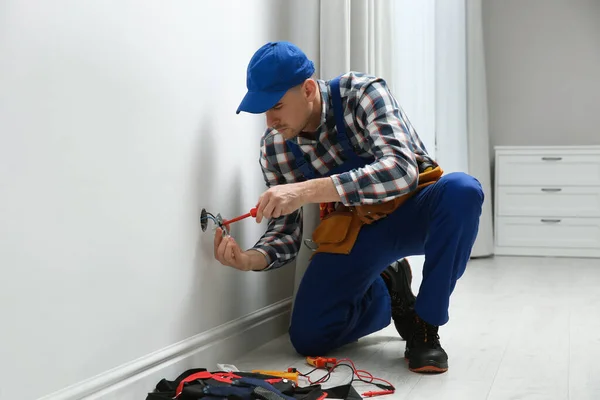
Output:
(0, 1), (299, 399)
(483, 0), (600, 148)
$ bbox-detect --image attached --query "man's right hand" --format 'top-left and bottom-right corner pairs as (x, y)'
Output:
(213, 228), (268, 271)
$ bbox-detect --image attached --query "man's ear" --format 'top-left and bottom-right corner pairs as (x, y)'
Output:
(302, 79), (318, 101)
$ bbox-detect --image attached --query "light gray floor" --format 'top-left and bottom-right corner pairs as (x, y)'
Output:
(233, 256), (600, 400)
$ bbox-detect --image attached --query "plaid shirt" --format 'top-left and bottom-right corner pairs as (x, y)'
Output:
(251, 72), (436, 270)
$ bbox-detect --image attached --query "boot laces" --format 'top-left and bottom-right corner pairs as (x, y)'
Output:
(413, 316), (441, 348)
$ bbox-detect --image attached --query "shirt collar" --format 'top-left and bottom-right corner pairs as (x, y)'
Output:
(317, 79), (329, 130)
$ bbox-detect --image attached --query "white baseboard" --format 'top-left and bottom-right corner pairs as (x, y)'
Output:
(39, 298), (292, 400)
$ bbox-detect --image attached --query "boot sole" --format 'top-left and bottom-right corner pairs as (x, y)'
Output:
(404, 357), (448, 373)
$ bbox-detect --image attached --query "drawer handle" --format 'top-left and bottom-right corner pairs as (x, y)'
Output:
(541, 157), (562, 161)
(541, 188), (562, 192)
(541, 219), (561, 223)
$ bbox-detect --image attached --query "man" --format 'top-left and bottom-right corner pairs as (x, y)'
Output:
(213, 41), (484, 373)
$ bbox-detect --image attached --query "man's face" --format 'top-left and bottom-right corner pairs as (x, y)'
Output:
(265, 81), (317, 139)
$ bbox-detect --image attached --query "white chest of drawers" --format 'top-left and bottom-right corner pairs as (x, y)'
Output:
(494, 146), (600, 258)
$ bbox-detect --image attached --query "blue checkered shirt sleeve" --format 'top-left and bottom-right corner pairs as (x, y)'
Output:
(250, 136), (303, 271)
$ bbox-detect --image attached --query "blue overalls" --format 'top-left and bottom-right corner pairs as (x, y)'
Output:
(286, 77), (484, 357)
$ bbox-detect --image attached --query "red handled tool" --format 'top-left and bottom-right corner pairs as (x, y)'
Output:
(306, 356), (337, 370)
(222, 207), (258, 226)
(363, 390), (395, 397)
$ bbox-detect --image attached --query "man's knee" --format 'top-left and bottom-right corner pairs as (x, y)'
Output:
(440, 172), (484, 213)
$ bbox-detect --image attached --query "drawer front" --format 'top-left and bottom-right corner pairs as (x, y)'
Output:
(496, 217), (600, 249)
(497, 187), (600, 217)
(497, 154), (600, 186)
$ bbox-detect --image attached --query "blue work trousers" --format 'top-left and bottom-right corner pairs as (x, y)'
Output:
(289, 172), (484, 356)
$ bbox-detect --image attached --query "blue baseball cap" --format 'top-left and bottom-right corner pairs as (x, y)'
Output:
(236, 41), (315, 114)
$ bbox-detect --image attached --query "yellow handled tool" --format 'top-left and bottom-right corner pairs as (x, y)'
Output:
(251, 369), (299, 382)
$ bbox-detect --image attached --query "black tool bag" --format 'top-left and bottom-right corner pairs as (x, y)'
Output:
(145, 368), (362, 400)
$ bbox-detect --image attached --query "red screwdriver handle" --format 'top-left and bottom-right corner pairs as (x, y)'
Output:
(222, 207), (259, 226)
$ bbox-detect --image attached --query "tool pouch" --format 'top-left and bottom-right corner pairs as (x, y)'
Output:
(310, 166), (444, 256)
(310, 209), (364, 256)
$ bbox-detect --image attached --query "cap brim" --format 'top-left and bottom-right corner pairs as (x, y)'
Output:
(236, 90), (287, 114)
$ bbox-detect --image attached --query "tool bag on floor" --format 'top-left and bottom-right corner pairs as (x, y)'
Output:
(145, 368), (362, 400)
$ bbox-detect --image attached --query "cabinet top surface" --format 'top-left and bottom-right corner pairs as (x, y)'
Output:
(495, 145), (600, 151)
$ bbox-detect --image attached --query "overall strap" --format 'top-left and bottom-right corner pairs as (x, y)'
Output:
(286, 139), (315, 180)
(329, 76), (355, 156)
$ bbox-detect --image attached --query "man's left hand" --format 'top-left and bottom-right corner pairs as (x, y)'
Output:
(256, 183), (305, 223)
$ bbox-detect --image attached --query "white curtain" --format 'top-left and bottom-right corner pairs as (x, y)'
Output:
(466, 0), (494, 257)
(390, 0), (437, 158)
(434, 0), (494, 257)
(318, 0), (394, 81)
(416, 0), (494, 258)
(434, 0), (469, 174)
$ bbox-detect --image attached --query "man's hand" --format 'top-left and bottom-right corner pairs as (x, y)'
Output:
(255, 178), (342, 223)
(213, 228), (268, 271)
(255, 183), (306, 223)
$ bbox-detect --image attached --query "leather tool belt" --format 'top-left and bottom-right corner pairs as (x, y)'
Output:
(310, 166), (443, 256)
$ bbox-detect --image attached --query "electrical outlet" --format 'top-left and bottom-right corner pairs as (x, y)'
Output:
(200, 208), (208, 232)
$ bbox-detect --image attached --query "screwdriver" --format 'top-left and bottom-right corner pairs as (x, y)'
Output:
(251, 369), (299, 382)
(222, 207), (258, 226)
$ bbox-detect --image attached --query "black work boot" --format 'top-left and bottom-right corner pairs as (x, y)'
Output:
(381, 259), (416, 340)
(404, 313), (448, 373)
